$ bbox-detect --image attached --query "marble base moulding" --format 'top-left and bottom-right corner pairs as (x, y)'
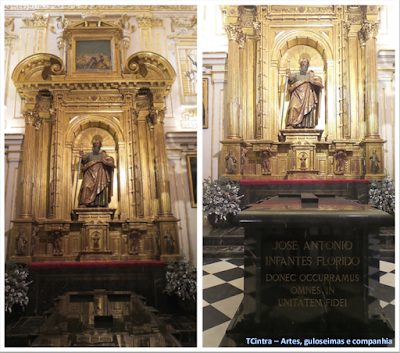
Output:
(221, 195), (394, 347)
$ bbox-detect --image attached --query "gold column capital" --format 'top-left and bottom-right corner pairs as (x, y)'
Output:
(132, 109), (139, 125)
(149, 109), (166, 125)
(238, 31), (247, 49)
(360, 21), (380, 41)
(23, 110), (43, 131)
(224, 24), (243, 43)
(357, 30), (366, 46)
(253, 21), (261, 39)
(342, 21), (351, 38)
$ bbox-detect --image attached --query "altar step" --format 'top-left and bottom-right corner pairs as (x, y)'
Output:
(203, 225), (244, 258)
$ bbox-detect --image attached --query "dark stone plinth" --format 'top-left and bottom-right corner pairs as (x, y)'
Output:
(239, 180), (370, 206)
(26, 262), (167, 316)
(222, 195), (394, 347)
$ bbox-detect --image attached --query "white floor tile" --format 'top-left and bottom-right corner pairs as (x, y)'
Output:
(228, 277), (244, 291)
(203, 261), (237, 274)
(203, 321), (230, 347)
(203, 300), (210, 307)
(203, 274), (226, 289)
(380, 272), (395, 287)
(379, 261), (395, 273)
(380, 300), (389, 308)
(212, 293), (244, 319)
(390, 299), (395, 305)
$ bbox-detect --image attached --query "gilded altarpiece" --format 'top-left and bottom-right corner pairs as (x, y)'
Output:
(220, 5), (386, 181)
(10, 20), (180, 263)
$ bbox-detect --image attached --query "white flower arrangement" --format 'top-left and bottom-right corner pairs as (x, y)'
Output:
(369, 173), (395, 214)
(203, 176), (244, 223)
(165, 254), (196, 301)
(5, 261), (32, 313)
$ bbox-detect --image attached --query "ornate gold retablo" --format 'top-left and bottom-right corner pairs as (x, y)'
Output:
(219, 5), (385, 182)
(10, 16), (181, 263)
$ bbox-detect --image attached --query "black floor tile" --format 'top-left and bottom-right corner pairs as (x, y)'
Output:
(226, 258), (244, 266)
(213, 268), (244, 282)
(203, 270), (209, 276)
(203, 258), (221, 265)
(203, 305), (231, 331)
(203, 283), (243, 304)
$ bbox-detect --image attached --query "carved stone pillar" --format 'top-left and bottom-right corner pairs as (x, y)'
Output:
(360, 20), (380, 139)
(150, 109), (173, 217)
(19, 110), (42, 219)
(225, 24), (243, 139)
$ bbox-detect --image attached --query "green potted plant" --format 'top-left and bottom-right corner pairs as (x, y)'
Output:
(164, 254), (196, 314)
(369, 172), (395, 215)
(203, 176), (244, 228)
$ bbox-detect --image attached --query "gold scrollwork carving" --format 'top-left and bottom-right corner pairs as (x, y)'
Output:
(5, 16), (15, 31)
(170, 15), (197, 32)
(21, 13), (50, 28)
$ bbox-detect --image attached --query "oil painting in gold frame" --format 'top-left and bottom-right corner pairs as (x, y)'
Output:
(75, 40), (112, 72)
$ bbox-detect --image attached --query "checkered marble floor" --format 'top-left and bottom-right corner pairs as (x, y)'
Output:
(202, 257), (395, 348)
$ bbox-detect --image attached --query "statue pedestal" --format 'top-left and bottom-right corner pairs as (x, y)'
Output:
(79, 250), (113, 262)
(72, 208), (116, 261)
(72, 207), (116, 221)
(280, 129), (324, 143)
(287, 170), (320, 180)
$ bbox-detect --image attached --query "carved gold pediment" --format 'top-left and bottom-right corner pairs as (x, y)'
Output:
(12, 53), (64, 84)
(124, 52), (176, 81)
(67, 20), (118, 29)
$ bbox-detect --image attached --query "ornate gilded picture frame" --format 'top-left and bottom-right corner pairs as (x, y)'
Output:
(65, 20), (122, 79)
(186, 155), (197, 208)
(203, 78), (208, 129)
(75, 40), (112, 72)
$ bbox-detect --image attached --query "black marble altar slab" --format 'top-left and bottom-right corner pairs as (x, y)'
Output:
(221, 195), (394, 347)
(26, 262), (167, 316)
(239, 180), (370, 206)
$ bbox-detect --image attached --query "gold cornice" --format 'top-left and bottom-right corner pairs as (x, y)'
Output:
(21, 14), (50, 28)
(135, 14), (163, 28)
(5, 5), (196, 11)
